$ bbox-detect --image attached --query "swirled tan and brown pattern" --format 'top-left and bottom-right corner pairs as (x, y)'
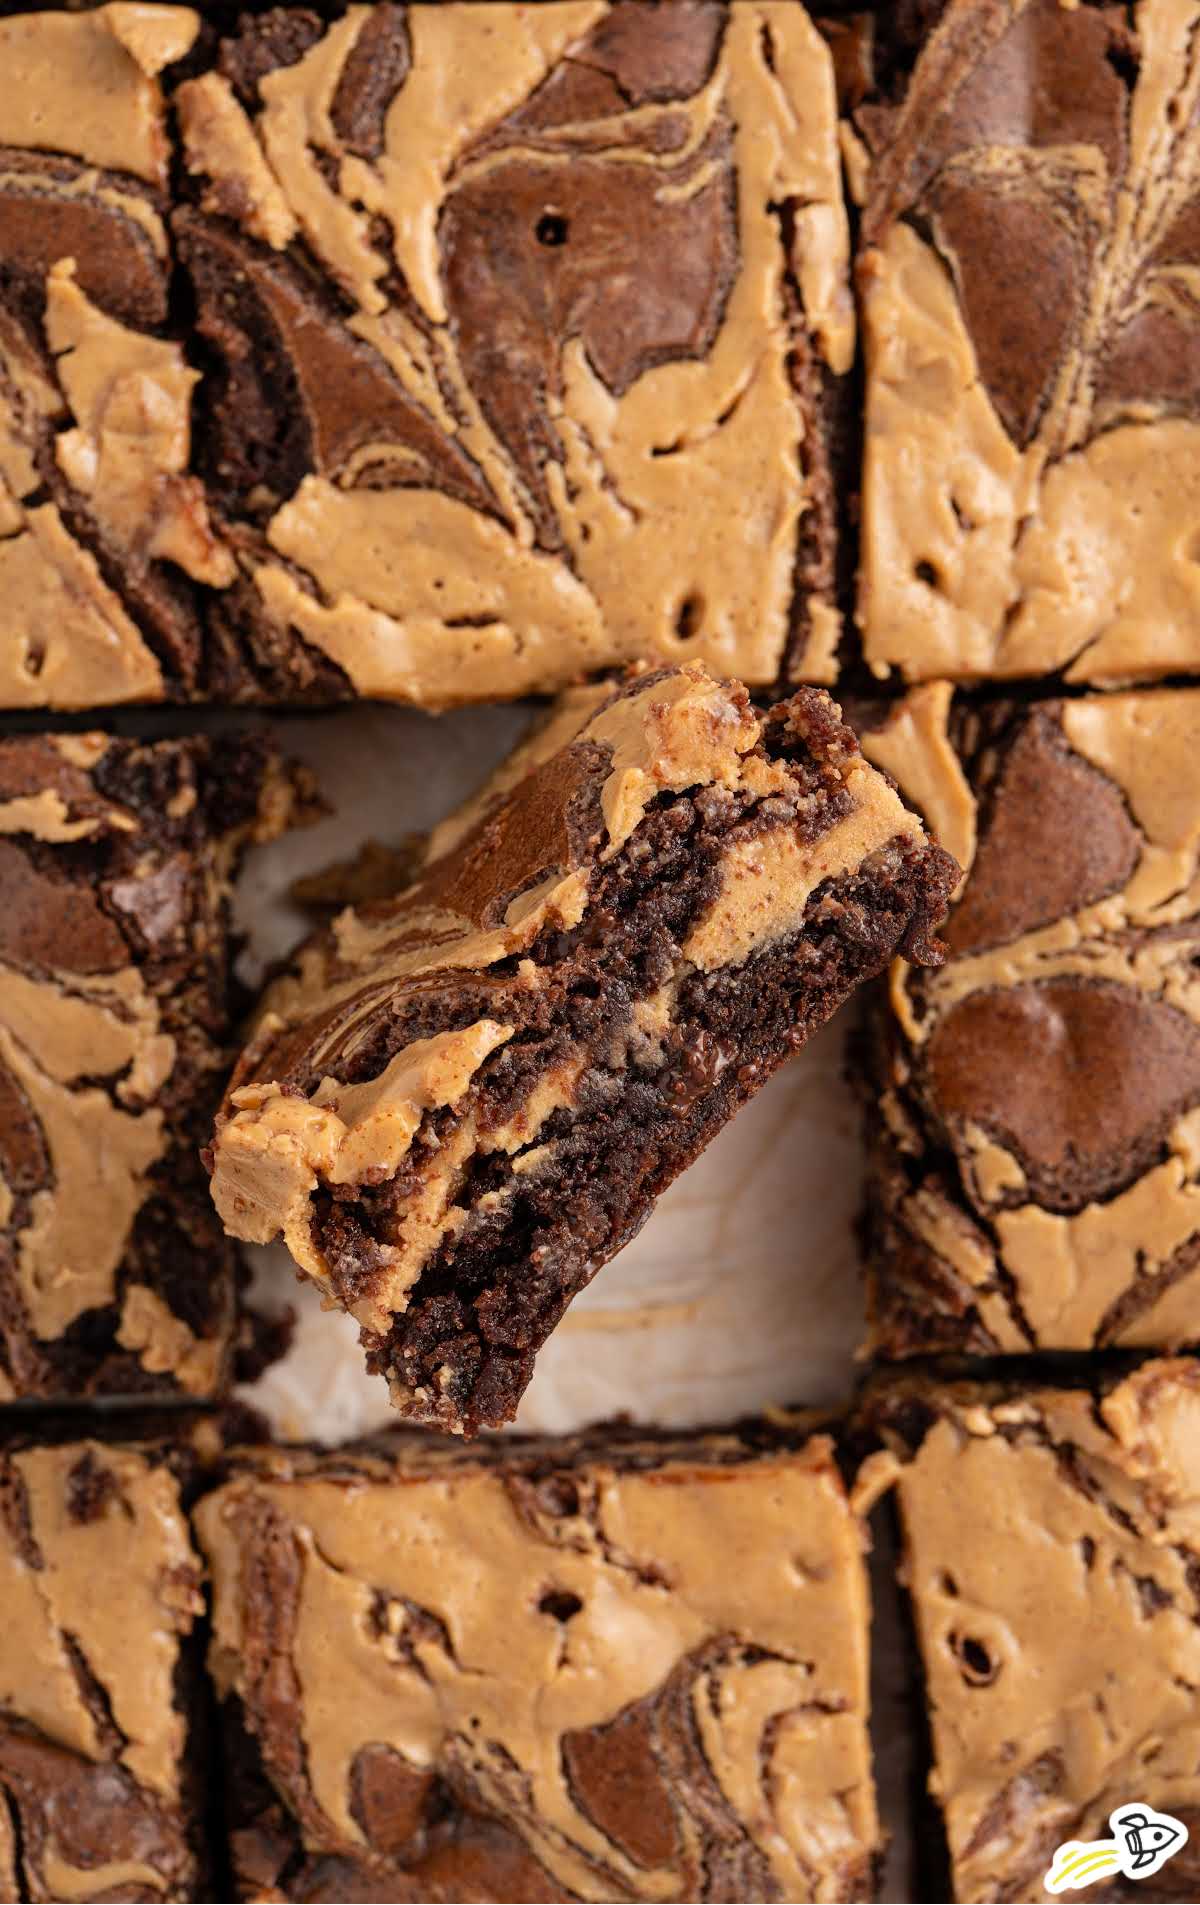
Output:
(196, 1422), (881, 1904)
(856, 0), (1200, 683)
(868, 1360), (1200, 1905)
(0, 729), (309, 1400)
(859, 684), (1200, 1357)
(0, 1434), (206, 1902)
(209, 664), (955, 1432)
(0, 2), (851, 706)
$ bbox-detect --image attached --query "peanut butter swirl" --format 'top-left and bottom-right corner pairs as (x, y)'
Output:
(0, 1437), (204, 1902)
(196, 1426), (881, 1903)
(0, 730), (309, 1402)
(858, 0), (1200, 684)
(872, 1361), (1200, 1904)
(861, 684), (1200, 1356)
(182, 0), (853, 699)
(209, 663), (952, 1432)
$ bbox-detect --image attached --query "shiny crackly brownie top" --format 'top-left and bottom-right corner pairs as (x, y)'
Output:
(0, 1436), (204, 1901)
(0, 2), (852, 709)
(197, 1425), (880, 1902)
(861, 684), (1200, 1355)
(856, 0), (1200, 684)
(868, 1359), (1200, 1904)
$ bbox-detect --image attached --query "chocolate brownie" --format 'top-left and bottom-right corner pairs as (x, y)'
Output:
(0, 4), (226, 707)
(0, 729), (311, 1401)
(0, 1427), (207, 1901)
(209, 664), (955, 1432)
(856, 685), (1200, 1359)
(853, 0), (1200, 685)
(195, 1419), (882, 1903)
(867, 1360), (1200, 1903)
(0, 2), (853, 706)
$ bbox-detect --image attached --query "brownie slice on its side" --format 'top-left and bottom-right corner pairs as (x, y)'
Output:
(209, 663), (956, 1433)
(853, 0), (1200, 685)
(195, 1419), (882, 1903)
(0, 1426), (208, 1902)
(856, 684), (1200, 1359)
(0, 730), (312, 1402)
(867, 1361), (1200, 1904)
(179, 0), (855, 702)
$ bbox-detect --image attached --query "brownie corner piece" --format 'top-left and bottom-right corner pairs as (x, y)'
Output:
(210, 663), (955, 1433)
(0, 1425), (207, 1901)
(195, 1418), (881, 1902)
(855, 0), (1200, 686)
(0, 727), (312, 1402)
(857, 682), (1200, 1360)
(877, 1358), (1200, 1904)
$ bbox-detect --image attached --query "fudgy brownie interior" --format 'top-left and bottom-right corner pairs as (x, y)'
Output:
(211, 666), (955, 1431)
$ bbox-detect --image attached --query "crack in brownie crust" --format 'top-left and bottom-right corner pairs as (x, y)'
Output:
(0, 1), (855, 706)
(196, 1422), (881, 1902)
(855, 0), (1200, 684)
(867, 1361), (1200, 1904)
(209, 664), (955, 1432)
(858, 684), (1200, 1359)
(0, 730), (310, 1402)
(0, 1434), (206, 1903)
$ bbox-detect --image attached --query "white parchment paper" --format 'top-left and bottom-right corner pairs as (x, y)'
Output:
(229, 700), (916, 1899)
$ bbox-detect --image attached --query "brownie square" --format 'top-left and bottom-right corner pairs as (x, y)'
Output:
(872, 1360), (1200, 1904)
(0, 2), (853, 707)
(0, 729), (309, 1401)
(857, 684), (1200, 1358)
(0, 1427), (207, 1901)
(209, 664), (955, 1432)
(854, 0), (1200, 685)
(195, 1420), (882, 1903)
(177, 0), (855, 702)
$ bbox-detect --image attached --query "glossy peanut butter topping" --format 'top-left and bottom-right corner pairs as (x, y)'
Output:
(859, 0), (1200, 683)
(0, 731), (304, 1398)
(889, 1362), (1200, 1902)
(874, 686), (1200, 1350)
(0, 1441), (201, 1802)
(176, 72), (299, 250)
(0, 305), (166, 710)
(197, 1433), (879, 1901)
(203, 0), (852, 698)
(0, 740), (178, 1343)
(46, 261), (233, 588)
(0, 7), (197, 188)
(211, 665), (924, 1379)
